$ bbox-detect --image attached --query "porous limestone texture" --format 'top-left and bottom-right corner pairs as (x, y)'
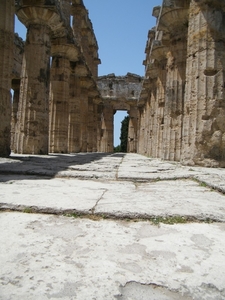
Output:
(0, 153), (225, 299)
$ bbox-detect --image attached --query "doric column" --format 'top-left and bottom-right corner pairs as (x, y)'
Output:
(87, 89), (100, 152)
(158, 1), (189, 161)
(0, 0), (14, 157)
(92, 101), (102, 152)
(80, 86), (88, 152)
(96, 104), (103, 152)
(14, 5), (56, 154)
(181, 0), (225, 167)
(11, 79), (20, 152)
(100, 104), (114, 152)
(49, 40), (79, 154)
(68, 70), (81, 153)
(49, 55), (70, 153)
(127, 106), (138, 153)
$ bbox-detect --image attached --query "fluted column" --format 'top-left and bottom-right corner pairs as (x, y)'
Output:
(11, 79), (20, 151)
(68, 72), (81, 153)
(15, 22), (51, 154)
(137, 106), (146, 155)
(100, 104), (114, 152)
(49, 56), (70, 153)
(181, 0), (225, 166)
(127, 106), (138, 153)
(0, 0), (14, 157)
(163, 45), (187, 161)
(80, 87), (88, 152)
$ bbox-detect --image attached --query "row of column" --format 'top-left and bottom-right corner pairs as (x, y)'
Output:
(0, 1), (103, 156)
(138, 0), (225, 166)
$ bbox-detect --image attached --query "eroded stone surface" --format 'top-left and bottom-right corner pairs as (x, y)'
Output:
(0, 213), (225, 299)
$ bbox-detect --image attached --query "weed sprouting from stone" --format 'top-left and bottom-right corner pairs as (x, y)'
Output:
(23, 207), (33, 214)
(151, 216), (188, 225)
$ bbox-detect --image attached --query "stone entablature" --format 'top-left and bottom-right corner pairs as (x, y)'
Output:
(98, 73), (142, 110)
(97, 73), (142, 153)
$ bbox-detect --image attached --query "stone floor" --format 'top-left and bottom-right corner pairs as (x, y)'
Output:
(0, 153), (225, 299)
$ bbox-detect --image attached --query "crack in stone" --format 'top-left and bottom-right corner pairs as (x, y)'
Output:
(90, 189), (107, 214)
(115, 156), (125, 180)
(0, 203), (224, 224)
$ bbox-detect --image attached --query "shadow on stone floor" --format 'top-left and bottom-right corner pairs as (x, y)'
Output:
(0, 152), (126, 182)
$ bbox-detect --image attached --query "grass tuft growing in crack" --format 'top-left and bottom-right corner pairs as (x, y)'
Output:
(23, 207), (34, 214)
(150, 216), (188, 225)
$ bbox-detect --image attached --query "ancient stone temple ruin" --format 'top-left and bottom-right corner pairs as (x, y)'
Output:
(1, 0), (225, 167)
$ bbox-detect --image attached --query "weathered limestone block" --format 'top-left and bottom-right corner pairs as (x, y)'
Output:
(0, 0), (14, 157)
(181, 0), (225, 167)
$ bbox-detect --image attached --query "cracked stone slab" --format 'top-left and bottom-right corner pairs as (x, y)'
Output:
(0, 212), (225, 299)
(95, 179), (225, 221)
(0, 175), (105, 213)
(1, 175), (225, 221)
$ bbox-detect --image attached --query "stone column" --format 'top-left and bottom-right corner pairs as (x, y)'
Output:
(100, 104), (114, 152)
(127, 106), (138, 153)
(68, 71), (81, 153)
(80, 86), (88, 152)
(11, 79), (20, 152)
(0, 0), (14, 157)
(159, 3), (188, 161)
(137, 105), (144, 155)
(14, 12), (51, 154)
(182, 0), (225, 167)
(87, 96), (94, 152)
(49, 55), (70, 153)
(92, 101), (101, 152)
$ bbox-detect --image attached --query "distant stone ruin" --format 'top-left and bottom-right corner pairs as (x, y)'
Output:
(1, 0), (225, 167)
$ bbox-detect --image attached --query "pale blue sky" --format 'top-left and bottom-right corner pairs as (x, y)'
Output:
(15, 0), (162, 147)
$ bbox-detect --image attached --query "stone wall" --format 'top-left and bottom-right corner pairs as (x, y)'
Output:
(138, 0), (225, 167)
(98, 73), (142, 152)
